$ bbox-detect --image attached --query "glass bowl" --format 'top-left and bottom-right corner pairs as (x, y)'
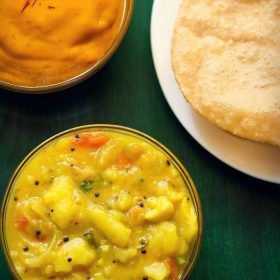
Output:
(1, 124), (202, 279)
(0, 1), (133, 94)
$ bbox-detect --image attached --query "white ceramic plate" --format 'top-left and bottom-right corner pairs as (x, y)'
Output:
(150, 0), (280, 184)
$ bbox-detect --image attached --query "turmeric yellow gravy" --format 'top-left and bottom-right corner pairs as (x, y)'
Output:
(0, 0), (124, 86)
(5, 131), (198, 280)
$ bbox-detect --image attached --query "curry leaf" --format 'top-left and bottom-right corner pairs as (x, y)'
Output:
(80, 180), (93, 192)
(83, 228), (98, 248)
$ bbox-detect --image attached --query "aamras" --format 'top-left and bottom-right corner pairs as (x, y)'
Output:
(0, 0), (124, 86)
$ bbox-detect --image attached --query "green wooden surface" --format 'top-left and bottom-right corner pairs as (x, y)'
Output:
(0, 1), (279, 279)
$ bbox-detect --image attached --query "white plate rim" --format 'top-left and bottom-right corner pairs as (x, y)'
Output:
(150, 0), (280, 184)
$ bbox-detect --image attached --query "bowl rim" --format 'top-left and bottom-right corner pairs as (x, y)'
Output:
(0, 0), (134, 94)
(0, 124), (203, 280)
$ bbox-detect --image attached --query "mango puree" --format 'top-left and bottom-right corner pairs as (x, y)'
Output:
(0, 0), (124, 86)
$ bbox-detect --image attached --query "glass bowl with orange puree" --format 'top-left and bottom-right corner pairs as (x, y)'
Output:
(0, 0), (133, 93)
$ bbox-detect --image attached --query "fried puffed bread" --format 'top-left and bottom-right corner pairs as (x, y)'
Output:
(172, 0), (280, 147)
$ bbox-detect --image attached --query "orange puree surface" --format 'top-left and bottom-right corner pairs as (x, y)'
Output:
(0, 0), (124, 86)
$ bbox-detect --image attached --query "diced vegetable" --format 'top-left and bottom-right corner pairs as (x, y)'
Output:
(110, 191), (132, 211)
(88, 205), (131, 247)
(124, 143), (143, 161)
(54, 238), (96, 273)
(109, 210), (129, 224)
(43, 176), (80, 229)
(80, 180), (93, 192)
(144, 262), (170, 280)
(96, 138), (123, 169)
(128, 206), (146, 226)
(175, 197), (198, 242)
(115, 152), (131, 170)
(145, 196), (174, 222)
(113, 246), (137, 263)
(92, 273), (108, 280)
(137, 149), (167, 177)
(30, 197), (48, 219)
(165, 258), (179, 280)
(151, 181), (185, 202)
(176, 256), (186, 266)
(103, 265), (114, 277)
(72, 133), (110, 149)
(177, 237), (189, 256)
(115, 143), (144, 170)
(15, 216), (29, 231)
(148, 222), (179, 257)
(83, 228), (98, 248)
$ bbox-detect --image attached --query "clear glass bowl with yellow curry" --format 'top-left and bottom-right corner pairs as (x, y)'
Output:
(1, 125), (202, 280)
(0, 0), (133, 93)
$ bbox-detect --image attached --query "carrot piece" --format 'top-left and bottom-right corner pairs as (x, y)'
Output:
(15, 216), (29, 231)
(72, 133), (110, 149)
(37, 236), (47, 242)
(166, 258), (179, 280)
(116, 152), (131, 170)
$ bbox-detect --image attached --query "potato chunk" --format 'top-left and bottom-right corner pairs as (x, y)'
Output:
(124, 143), (144, 161)
(110, 190), (132, 211)
(88, 205), (131, 247)
(113, 246), (137, 263)
(144, 262), (170, 280)
(96, 139), (123, 169)
(92, 273), (108, 280)
(29, 197), (48, 219)
(145, 196), (174, 222)
(43, 176), (80, 229)
(175, 197), (198, 242)
(128, 206), (146, 226)
(54, 238), (96, 273)
(148, 222), (179, 257)
(151, 181), (185, 202)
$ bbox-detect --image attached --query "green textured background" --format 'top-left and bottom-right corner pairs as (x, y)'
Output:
(0, 1), (279, 279)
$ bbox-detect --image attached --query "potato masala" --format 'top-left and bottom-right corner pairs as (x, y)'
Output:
(5, 130), (198, 280)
